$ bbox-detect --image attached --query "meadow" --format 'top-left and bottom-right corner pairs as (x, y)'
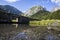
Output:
(29, 19), (60, 27)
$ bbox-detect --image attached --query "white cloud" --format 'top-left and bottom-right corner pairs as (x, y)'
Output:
(54, 7), (60, 11)
(51, 0), (60, 6)
(4, 0), (20, 3)
(52, 6), (60, 12)
(51, 0), (60, 3)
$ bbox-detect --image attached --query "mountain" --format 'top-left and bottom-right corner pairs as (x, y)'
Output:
(24, 6), (45, 17)
(0, 5), (22, 15)
(23, 6), (50, 20)
(23, 5), (49, 20)
(31, 10), (50, 19)
(44, 9), (60, 20)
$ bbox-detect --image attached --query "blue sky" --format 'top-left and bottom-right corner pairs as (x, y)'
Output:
(0, 0), (60, 12)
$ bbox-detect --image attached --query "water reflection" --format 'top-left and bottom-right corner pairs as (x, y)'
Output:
(10, 30), (60, 40)
(45, 34), (54, 40)
(0, 24), (60, 40)
(10, 30), (28, 40)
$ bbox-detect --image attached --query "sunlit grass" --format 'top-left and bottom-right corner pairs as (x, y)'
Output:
(12, 20), (17, 22)
(29, 19), (60, 27)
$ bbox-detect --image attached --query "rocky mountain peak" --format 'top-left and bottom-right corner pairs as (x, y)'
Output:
(24, 5), (45, 17)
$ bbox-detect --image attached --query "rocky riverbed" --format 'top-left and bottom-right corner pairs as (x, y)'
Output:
(0, 24), (60, 40)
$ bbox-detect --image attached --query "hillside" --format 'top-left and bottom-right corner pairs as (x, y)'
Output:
(0, 5), (22, 15)
(31, 10), (50, 20)
(43, 9), (60, 20)
(24, 6), (45, 17)
(23, 6), (50, 20)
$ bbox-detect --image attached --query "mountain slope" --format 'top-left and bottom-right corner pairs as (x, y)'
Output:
(31, 10), (50, 19)
(44, 9), (60, 20)
(23, 5), (50, 20)
(24, 6), (45, 17)
(0, 5), (22, 15)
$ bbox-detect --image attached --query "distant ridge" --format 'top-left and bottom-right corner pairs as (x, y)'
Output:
(0, 5), (22, 15)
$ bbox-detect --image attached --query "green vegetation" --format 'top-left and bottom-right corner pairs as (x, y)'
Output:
(29, 20), (60, 26)
(43, 9), (60, 20)
(0, 5), (60, 40)
(31, 9), (60, 20)
(27, 6), (60, 20)
(31, 10), (50, 19)
(12, 20), (17, 22)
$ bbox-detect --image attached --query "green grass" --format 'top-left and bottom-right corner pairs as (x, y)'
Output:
(29, 19), (60, 26)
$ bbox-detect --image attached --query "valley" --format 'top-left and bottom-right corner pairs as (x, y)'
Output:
(0, 5), (60, 40)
